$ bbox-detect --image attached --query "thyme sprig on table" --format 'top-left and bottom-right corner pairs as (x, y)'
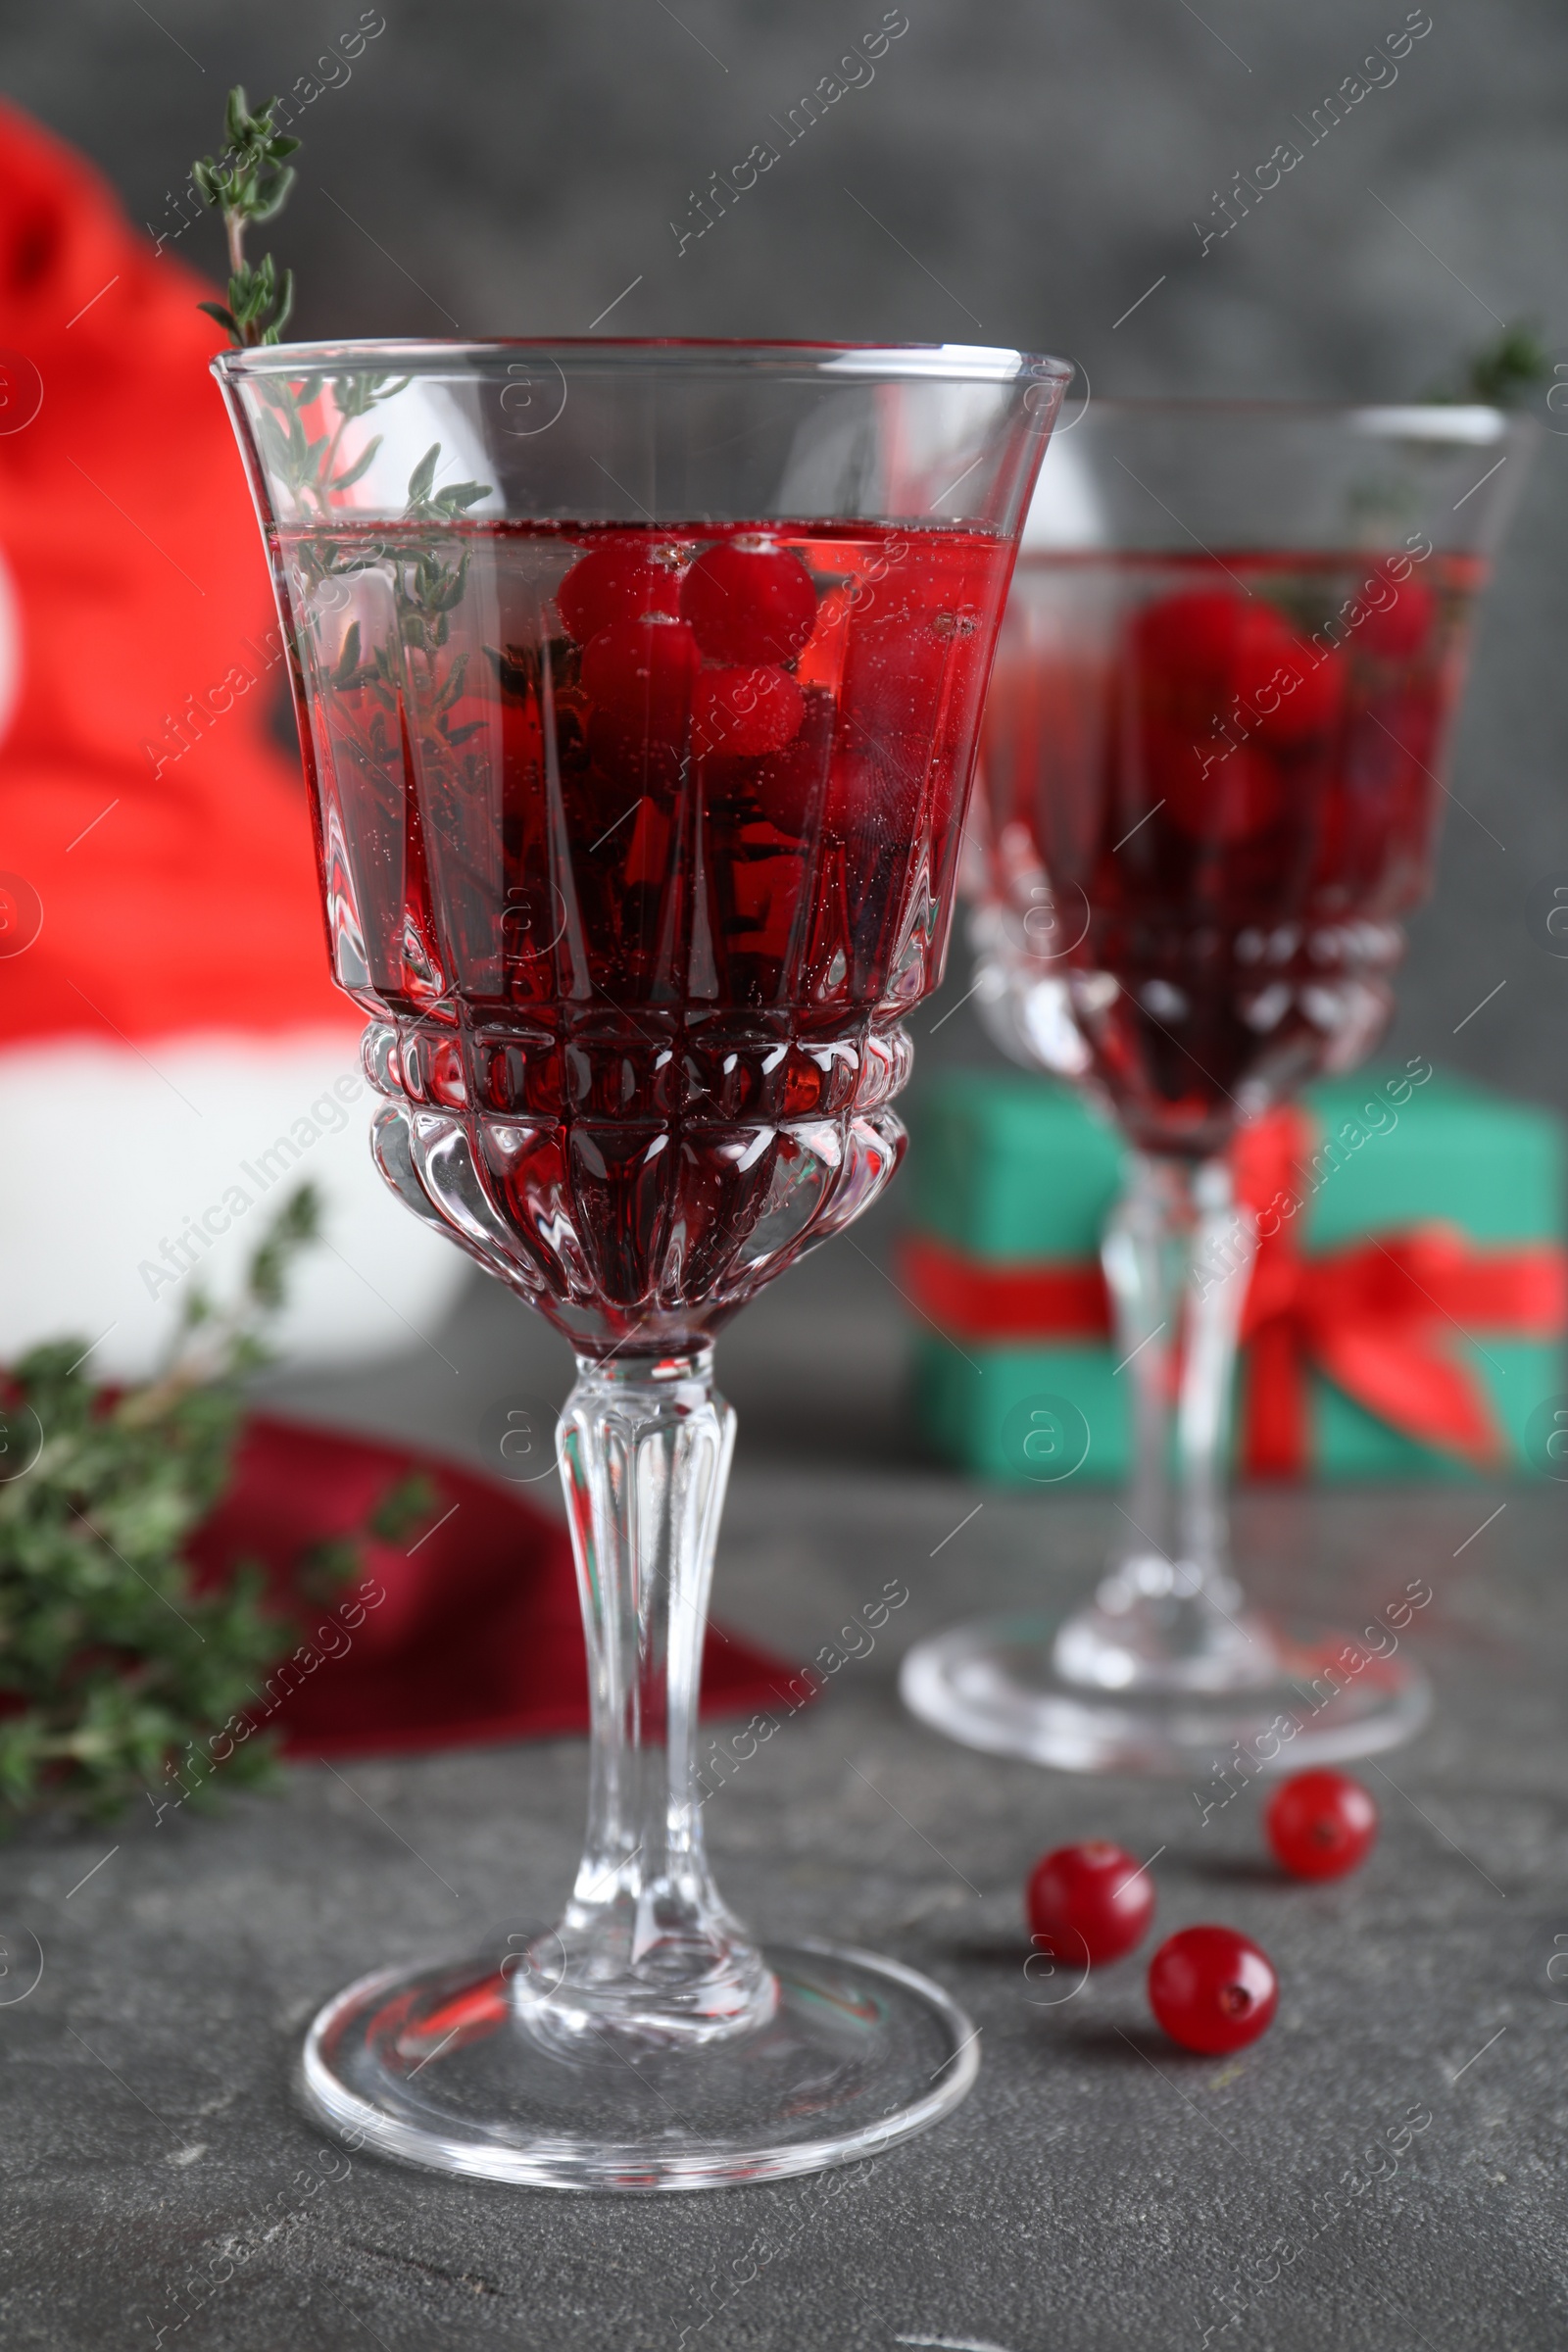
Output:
(0, 1189), (428, 1825)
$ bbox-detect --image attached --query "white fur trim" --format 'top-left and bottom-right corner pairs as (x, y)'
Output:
(1020, 430), (1106, 551)
(0, 1030), (470, 1379)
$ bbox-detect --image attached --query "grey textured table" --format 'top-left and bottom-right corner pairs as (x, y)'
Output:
(3, 1237), (1565, 2351)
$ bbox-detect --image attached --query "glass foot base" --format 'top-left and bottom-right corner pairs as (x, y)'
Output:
(900, 1611), (1432, 1776)
(301, 1938), (979, 2190)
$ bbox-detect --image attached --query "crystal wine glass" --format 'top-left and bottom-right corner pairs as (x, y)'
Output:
(899, 400), (1529, 1776)
(215, 338), (1067, 2185)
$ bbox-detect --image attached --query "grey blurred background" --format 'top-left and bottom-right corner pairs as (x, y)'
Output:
(5, 0), (1568, 1450)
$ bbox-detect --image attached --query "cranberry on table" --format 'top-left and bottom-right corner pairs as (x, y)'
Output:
(1026, 1839), (1154, 1968)
(1265, 1769), (1379, 1881)
(1148, 1925), (1278, 2055)
(681, 542), (819, 664)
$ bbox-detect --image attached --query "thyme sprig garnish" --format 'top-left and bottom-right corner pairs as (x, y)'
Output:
(194, 85), (491, 530)
(249, 369), (413, 521)
(193, 86), (299, 348)
(1428, 321), (1549, 410)
(193, 88), (494, 820)
(1458, 322), (1548, 409)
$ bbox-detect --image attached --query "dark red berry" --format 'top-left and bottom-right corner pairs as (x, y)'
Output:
(1135, 586), (1243, 677)
(681, 542), (819, 665)
(581, 616), (699, 786)
(1148, 1925), (1278, 2055)
(558, 545), (681, 644)
(748, 685), (835, 836)
(1132, 591), (1344, 841)
(1264, 1769), (1378, 1881)
(692, 663), (805, 759)
(1357, 565), (1437, 663)
(1159, 737), (1282, 845)
(1230, 604), (1342, 747)
(1026, 1839), (1154, 1969)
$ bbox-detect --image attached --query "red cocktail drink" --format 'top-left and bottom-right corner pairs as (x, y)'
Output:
(982, 546), (1483, 1155)
(275, 516), (1008, 1351)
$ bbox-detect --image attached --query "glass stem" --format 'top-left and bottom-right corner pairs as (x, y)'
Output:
(513, 1348), (776, 2054)
(1053, 1152), (1276, 1692)
(1177, 1156), (1252, 1600)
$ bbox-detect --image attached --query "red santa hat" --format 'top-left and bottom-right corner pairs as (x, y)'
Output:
(0, 102), (465, 1375)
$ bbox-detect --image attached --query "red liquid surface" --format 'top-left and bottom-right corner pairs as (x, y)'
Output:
(273, 518), (1012, 1348)
(981, 549), (1484, 1155)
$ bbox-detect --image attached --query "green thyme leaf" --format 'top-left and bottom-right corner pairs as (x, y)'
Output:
(434, 481), (489, 516)
(332, 622), (363, 689)
(368, 1472), (438, 1546)
(246, 1183), (322, 1312)
(330, 435), (382, 492)
(406, 444), (440, 508)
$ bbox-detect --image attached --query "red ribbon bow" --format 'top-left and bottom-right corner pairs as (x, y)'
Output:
(901, 1101), (1567, 1476)
(1233, 1106), (1566, 1476)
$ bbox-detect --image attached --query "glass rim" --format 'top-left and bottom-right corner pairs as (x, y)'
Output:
(212, 335), (1074, 386)
(1054, 394), (1531, 443)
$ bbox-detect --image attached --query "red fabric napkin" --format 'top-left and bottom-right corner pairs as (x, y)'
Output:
(186, 1414), (789, 1759)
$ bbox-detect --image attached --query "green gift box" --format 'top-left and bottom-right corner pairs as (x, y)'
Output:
(903, 1064), (1568, 1484)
